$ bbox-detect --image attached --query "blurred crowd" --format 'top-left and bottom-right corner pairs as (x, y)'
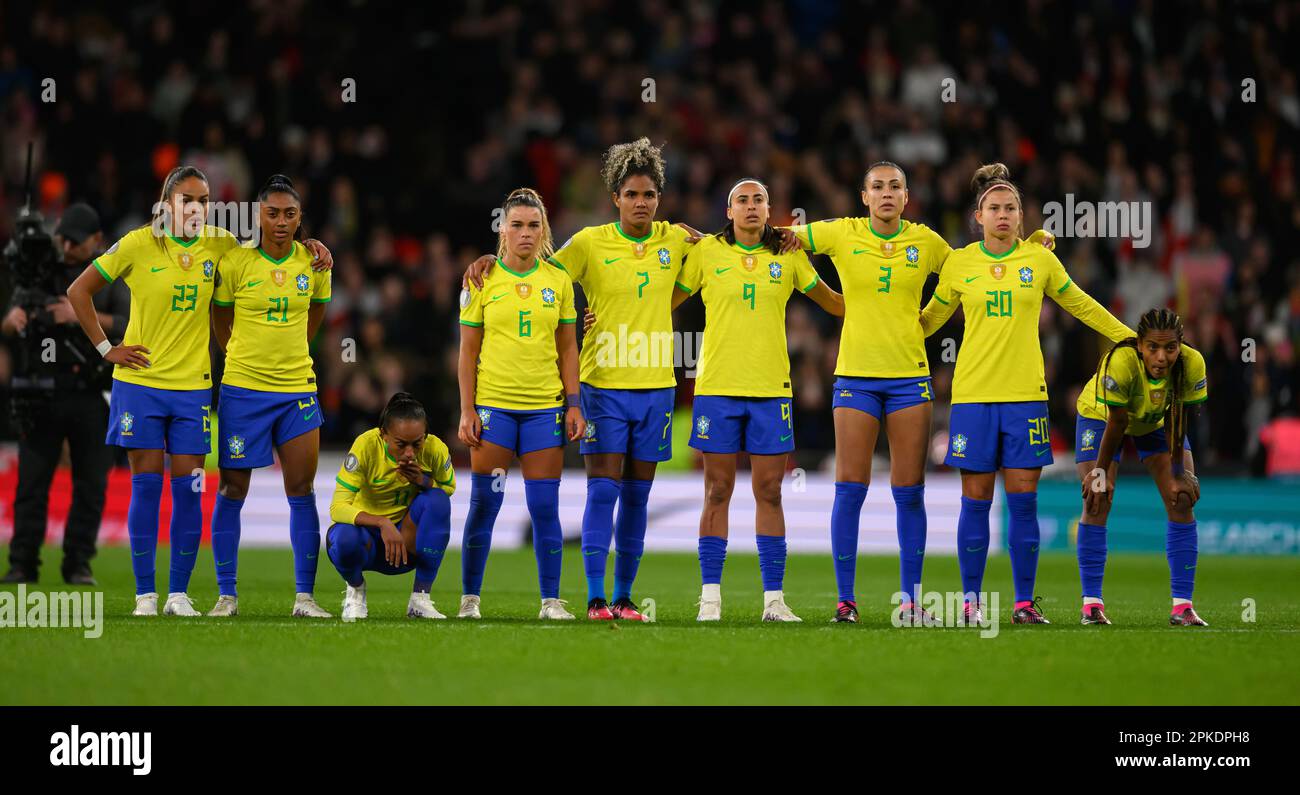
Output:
(2, 0), (1298, 475)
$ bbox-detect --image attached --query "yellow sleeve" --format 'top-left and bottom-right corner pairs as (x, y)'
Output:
(1045, 254), (1135, 342)
(213, 255), (236, 306)
(424, 435), (457, 496)
(1182, 347), (1208, 405)
(330, 437), (368, 525)
(919, 266), (958, 337)
(550, 227), (590, 282)
(790, 219), (839, 255)
(794, 253), (819, 293)
(927, 231), (954, 277)
(93, 229), (142, 282)
(1097, 349), (1137, 407)
(312, 267), (332, 303)
(206, 226), (241, 254)
(558, 277), (576, 323)
(677, 244), (702, 294)
(458, 283), (484, 327)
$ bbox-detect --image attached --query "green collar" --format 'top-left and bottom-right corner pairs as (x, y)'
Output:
(614, 222), (653, 243)
(167, 233), (198, 248)
(496, 257), (540, 278)
(257, 244), (295, 265)
(867, 218), (906, 240)
(733, 239), (765, 251)
(979, 239), (1019, 260)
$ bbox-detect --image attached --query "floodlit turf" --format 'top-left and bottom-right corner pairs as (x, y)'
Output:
(1, 546), (1297, 705)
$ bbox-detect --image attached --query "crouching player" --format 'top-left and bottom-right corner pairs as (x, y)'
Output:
(1075, 308), (1209, 626)
(327, 393), (455, 621)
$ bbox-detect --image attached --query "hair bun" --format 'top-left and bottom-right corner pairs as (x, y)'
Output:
(265, 173), (294, 189)
(970, 162), (1011, 193)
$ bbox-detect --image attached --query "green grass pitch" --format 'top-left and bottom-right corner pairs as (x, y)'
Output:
(2, 546), (1297, 705)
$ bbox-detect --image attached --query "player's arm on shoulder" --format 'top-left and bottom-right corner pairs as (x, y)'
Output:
(1045, 253), (1134, 342)
(919, 266), (958, 337)
(549, 227), (589, 282)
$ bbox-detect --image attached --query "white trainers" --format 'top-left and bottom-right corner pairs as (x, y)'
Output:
(697, 583), (722, 621)
(132, 592), (158, 616)
(292, 592), (333, 618)
(341, 583), (367, 622)
(538, 598), (576, 620)
(163, 592), (200, 617)
(207, 595), (238, 617)
(458, 594), (481, 619)
(762, 591), (802, 622)
(407, 592), (446, 619)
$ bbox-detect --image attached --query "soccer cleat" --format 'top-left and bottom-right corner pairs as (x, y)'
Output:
(1012, 597), (1051, 624)
(1169, 605), (1208, 626)
(538, 598), (576, 620)
(207, 595), (239, 617)
(762, 595), (802, 622)
(610, 597), (648, 621)
(293, 593), (333, 618)
(163, 592), (200, 617)
(457, 594), (481, 619)
(1, 566), (37, 584)
(961, 602), (985, 627)
(586, 597), (614, 620)
(341, 583), (367, 622)
(831, 600), (859, 623)
(132, 593), (159, 616)
(63, 564), (96, 586)
(407, 592), (446, 620)
(1081, 604), (1111, 625)
(697, 597), (722, 622)
(894, 601), (940, 627)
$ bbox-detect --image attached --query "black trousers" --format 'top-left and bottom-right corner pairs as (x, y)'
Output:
(9, 391), (112, 574)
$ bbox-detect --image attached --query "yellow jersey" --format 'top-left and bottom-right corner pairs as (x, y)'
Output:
(789, 218), (951, 378)
(331, 428), (456, 525)
(920, 240), (1134, 404)
(1077, 344), (1208, 436)
(459, 258), (576, 410)
(677, 236), (819, 397)
(213, 241), (331, 392)
(550, 221), (692, 389)
(92, 225), (238, 390)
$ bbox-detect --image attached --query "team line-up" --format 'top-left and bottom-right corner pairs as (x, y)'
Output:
(64, 138), (1210, 627)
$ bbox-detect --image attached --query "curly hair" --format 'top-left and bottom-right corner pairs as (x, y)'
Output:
(600, 137), (666, 194)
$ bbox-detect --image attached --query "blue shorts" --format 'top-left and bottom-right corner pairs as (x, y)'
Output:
(946, 401), (1053, 471)
(476, 404), (564, 455)
(325, 490), (448, 577)
(689, 396), (794, 455)
(105, 379), (212, 455)
(579, 385), (675, 462)
(832, 376), (933, 420)
(218, 385), (322, 469)
(1074, 416), (1191, 464)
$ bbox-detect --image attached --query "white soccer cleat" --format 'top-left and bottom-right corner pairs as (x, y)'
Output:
(207, 595), (238, 617)
(762, 592), (802, 623)
(538, 598), (576, 620)
(341, 583), (367, 622)
(132, 592), (158, 616)
(458, 594), (481, 619)
(163, 592), (200, 617)
(293, 592), (333, 618)
(407, 592), (446, 620)
(697, 597), (722, 622)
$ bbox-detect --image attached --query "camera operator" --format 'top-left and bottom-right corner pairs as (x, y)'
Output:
(2, 203), (129, 585)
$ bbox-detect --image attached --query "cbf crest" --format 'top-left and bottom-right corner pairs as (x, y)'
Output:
(1081, 429), (1097, 449)
(541, 287), (556, 305)
(951, 433), (968, 455)
(657, 247), (671, 267)
(905, 245), (920, 265)
(227, 435), (246, 458)
(296, 273), (310, 292)
(477, 408), (492, 427)
(768, 262), (783, 280)
(119, 412), (135, 434)
(202, 259), (215, 278)
(695, 415), (711, 438)
(1018, 266), (1034, 286)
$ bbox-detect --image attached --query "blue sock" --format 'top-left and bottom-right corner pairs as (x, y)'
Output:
(462, 473), (503, 596)
(956, 495), (992, 601)
(326, 523), (368, 587)
(892, 484), (927, 604)
(1077, 522), (1108, 600)
(211, 493), (244, 597)
(831, 481), (867, 602)
(698, 536), (727, 585)
(756, 534), (787, 592)
(1166, 520), (1198, 600)
(1006, 491), (1040, 604)
(410, 489), (451, 593)
(167, 473), (203, 594)
(127, 473), (163, 595)
(612, 479), (651, 601)
(287, 494), (321, 594)
(581, 476), (620, 601)
(525, 478), (563, 600)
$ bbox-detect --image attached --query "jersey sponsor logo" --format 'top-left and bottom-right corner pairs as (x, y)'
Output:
(477, 408), (492, 427)
(905, 245), (920, 265)
(459, 289), (471, 308)
(227, 435), (246, 458)
(768, 262), (782, 280)
(119, 412), (135, 435)
(950, 433), (968, 456)
(1018, 266), (1034, 285)
(1081, 429), (1097, 449)
(541, 287), (556, 305)
(695, 415), (710, 439)
(657, 247), (671, 266)
(296, 273), (310, 292)
(202, 259), (215, 278)
(343, 453), (359, 472)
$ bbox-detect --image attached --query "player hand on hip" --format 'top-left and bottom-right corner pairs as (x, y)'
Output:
(458, 408), (483, 449)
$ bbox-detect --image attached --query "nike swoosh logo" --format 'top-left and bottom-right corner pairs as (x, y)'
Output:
(658, 443), (670, 451)
(852, 248), (870, 254)
(307, 552), (316, 560)
(836, 553), (854, 561)
(303, 410), (318, 421)
(964, 276), (981, 283)
(1030, 545), (1039, 552)
(715, 267), (732, 275)
(966, 546), (985, 553)
(490, 292), (507, 301)
(372, 477), (390, 484)
(1184, 564), (1196, 570)
(179, 549), (196, 556)
(553, 428), (562, 436)
(915, 548), (924, 555)
(1034, 448), (1050, 457)
(604, 258), (621, 264)
(549, 548), (562, 555)
(150, 266), (166, 272)
(216, 559), (233, 567)
(583, 549), (601, 556)
(779, 433), (792, 441)
(247, 279), (263, 287)
(133, 550), (149, 557)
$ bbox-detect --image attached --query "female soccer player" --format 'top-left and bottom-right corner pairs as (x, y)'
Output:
(675, 178), (844, 622)
(919, 163), (1134, 625)
(329, 392), (456, 621)
(1074, 308), (1208, 626)
(207, 175), (332, 618)
(66, 166), (332, 617)
(463, 139), (701, 621)
(456, 188), (584, 621)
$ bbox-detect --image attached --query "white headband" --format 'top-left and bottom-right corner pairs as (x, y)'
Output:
(977, 181), (1017, 208)
(727, 178), (769, 206)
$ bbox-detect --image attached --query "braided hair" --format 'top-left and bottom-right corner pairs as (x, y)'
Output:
(379, 391), (427, 433)
(1094, 308), (1187, 456)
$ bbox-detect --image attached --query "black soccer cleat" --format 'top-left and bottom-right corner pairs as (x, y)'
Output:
(1, 566), (37, 584)
(1169, 606), (1208, 626)
(1080, 604), (1111, 625)
(1012, 597), (1051, 624)
(832, 600), (859, 623)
